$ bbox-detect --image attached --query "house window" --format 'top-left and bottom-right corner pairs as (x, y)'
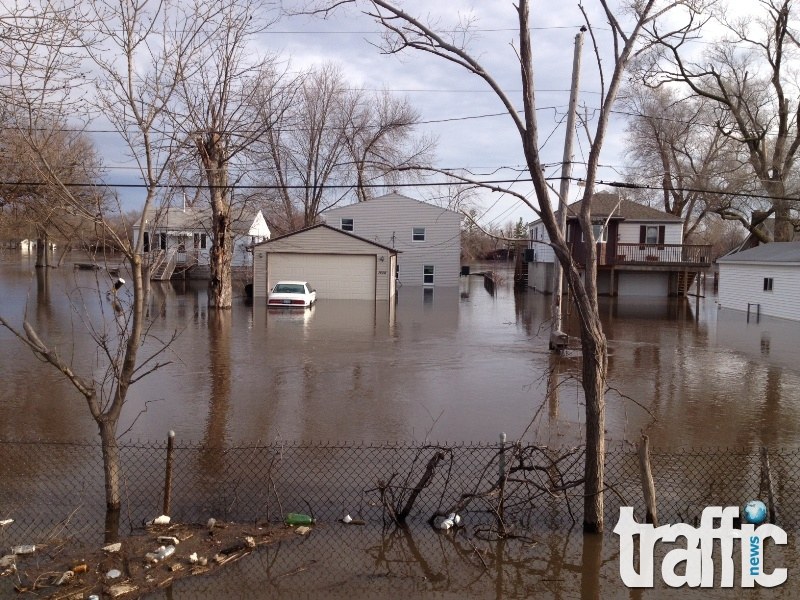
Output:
(159, 233), (167, 250)
(341, 218), (354, 232)
(581, 224), (607, 242)
(640, 225), (665, 245)
(413, 227), (426, 241)
(764, 277), (774, 292)
(143, 232), (150, 252)
(194, 233), (207, 249)
(423, 265), (434, 285)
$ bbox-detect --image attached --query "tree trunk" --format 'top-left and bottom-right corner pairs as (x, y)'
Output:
(773, 199), (793, 242)
(580, 320), (607, 533)
(35, 232), (49, 268)
(98, 418), (121, 511)
(208, 185), (233, 309)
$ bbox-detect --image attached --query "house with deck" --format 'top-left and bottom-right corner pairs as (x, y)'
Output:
(133, 206), (270, 280)
(527, 193), (711, 296)
(717, 242), (800, 321)
(320, 192), (462, 287)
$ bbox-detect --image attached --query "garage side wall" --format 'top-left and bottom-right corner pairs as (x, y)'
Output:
(718, 262), (800, 321)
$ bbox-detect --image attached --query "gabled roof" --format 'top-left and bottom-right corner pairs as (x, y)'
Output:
(323, 192), (463, 218)
(529, 192), (683, 225)
(140, 206), (265, 235)
(253, 223), (400, 253)
(718, 242), (800, 264)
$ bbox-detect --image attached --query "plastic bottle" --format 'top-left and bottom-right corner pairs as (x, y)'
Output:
(284, 513), (314, 526)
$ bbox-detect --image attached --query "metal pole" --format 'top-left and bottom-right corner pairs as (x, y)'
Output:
(550, 29), (584, 352)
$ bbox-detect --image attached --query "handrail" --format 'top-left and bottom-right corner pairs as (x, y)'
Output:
(611, 243), (711, 266)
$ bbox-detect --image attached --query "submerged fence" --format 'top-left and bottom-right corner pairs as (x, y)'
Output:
(1, 439), (799, 547)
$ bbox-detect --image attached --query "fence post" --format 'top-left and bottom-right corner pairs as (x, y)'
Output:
(637, 434), (658, 526)
(498, 433), (507, 533)
(760, 446), (777, 525)
(499, 432), (507, 482)
(163, 430), (175, 516)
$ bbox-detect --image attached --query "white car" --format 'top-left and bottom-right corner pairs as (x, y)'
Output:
(268, 281), (316, 307)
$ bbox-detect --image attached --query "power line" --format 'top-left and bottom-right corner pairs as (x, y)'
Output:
(3, 175), (795, 203)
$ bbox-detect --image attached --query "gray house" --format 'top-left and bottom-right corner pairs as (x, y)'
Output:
(252, 224), (398, 301)
(321, 193), (462, 287)
(717, 242), (800, 321)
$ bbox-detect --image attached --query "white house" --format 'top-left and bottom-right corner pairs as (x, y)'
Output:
(527, 193), (710, 296)
(133, 206), (270, 280)
(252, 223), (398, 301)
(717, 242), (800, 321)
(320, 193), (462, 287)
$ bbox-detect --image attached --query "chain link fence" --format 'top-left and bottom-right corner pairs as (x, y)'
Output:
(1, 439), (799, 548)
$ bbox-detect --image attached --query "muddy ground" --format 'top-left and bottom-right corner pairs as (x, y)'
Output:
(2, 520), (303, 599)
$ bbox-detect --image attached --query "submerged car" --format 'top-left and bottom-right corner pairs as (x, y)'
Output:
(268, 281), (316, 307)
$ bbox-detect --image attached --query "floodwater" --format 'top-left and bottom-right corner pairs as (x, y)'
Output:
(2, 252), (800, 599)
(1, 253), (799, 448)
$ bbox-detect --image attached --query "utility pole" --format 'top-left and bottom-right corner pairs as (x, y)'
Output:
(550, 28), (584, 352)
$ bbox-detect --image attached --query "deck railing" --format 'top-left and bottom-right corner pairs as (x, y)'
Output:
(610, 243), (711, 266)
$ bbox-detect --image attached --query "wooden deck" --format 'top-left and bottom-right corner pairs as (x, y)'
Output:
(575, 243), (712, 268)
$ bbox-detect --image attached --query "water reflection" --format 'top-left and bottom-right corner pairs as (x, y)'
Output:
(1, 259), (799, 449)
(200, 310), (232, 474)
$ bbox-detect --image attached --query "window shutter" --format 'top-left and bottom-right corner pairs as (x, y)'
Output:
(639, 226), (646, 244)
(658, 226), (665, 245)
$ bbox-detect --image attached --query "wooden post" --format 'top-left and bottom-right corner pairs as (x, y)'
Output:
(163, 430), (175, 516)
(760, 446), (777, 525)
(637, 435), (658, 526)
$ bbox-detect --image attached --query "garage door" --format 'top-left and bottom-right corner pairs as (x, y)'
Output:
(618, 272), (669, 296)
(267, 253), (376, 300)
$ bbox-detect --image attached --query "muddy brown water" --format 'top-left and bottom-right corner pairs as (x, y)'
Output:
(2, 253), (799, 598)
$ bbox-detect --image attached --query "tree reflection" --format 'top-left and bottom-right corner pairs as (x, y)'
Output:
(200, 311), (232, 475)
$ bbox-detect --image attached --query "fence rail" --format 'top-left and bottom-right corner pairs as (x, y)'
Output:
(0, 440), (797, 547)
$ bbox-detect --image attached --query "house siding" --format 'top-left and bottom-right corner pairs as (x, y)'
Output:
(618, 221), (683, 245)
(321, 194), (462, 287)
(718, 262), (800, 321)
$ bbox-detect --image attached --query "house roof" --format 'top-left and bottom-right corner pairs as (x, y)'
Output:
(529, 192), (683, 225)
(141, 206), (265, 234)
(323, 192), (463, 218)
(718, 242), (800, 264)
(253, 223), (400, 253)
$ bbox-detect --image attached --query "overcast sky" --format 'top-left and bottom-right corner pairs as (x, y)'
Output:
(96, 1), (727, 229)
(268, 1), (615, 229)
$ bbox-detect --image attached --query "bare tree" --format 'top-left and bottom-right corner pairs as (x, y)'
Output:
(0, 0), (210, 515)
(0, 121), (105, 265)
(256, 61), (431, 230)
(621, 86), (742, 240)
(173, 0), (291, 309)
(345, 87), (435, 202)
(306, 0), (704, 533)
(647, 0), (800, 241)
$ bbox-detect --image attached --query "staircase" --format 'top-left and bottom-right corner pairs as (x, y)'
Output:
(676, 271), (698, 296)
(150, 249), (177, 281)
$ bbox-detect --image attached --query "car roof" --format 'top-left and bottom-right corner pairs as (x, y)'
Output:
(273, 280), (308, 285)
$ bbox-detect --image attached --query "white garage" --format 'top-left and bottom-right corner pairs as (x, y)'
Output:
(252, 224), (398, 301)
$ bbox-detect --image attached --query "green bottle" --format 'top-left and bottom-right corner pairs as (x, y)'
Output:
(284, 513), (314, 526)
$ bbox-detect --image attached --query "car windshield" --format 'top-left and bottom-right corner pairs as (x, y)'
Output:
(273, 284), (305, 294)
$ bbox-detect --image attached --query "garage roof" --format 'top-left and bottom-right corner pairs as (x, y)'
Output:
(254, 223), (400, 253)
